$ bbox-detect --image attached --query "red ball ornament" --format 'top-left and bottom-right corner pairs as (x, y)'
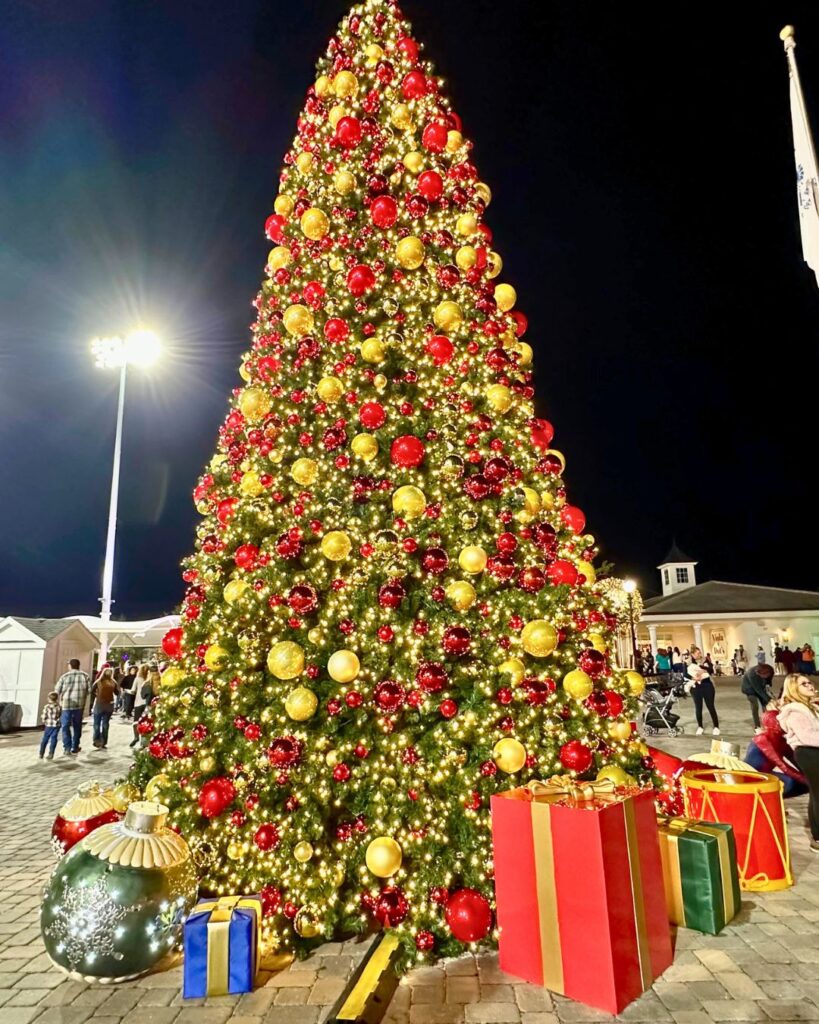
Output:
(336, 115), (362, 148)
(578, 647), (606, 678)
(289, 584), (319, 614)
(378, 581), (406, 609)
(265, 213), (286, 242)
(243, 722), (261, 741)
(441, 626), (471, 657)
(518, 566), (546, 593)
(198, 777), (236, 819)
(559, 739), (593, 773)
(426, 334), (454, 365)
(359, 401), (386, 429)
(396, 35), (419, 62)
(439, 698), (459, 719)
(547, 559), (579, 586)
(324, 317), (350, 343)
(422, 120), (448, 153)
(560, 505), (586, 534)
(496, 532), (518, 555)
(415, 930), (435, 952)
(161, 627), (184, 659)
(401, 70), (427, 99)
(416, 662), (447, 693)
(51, 806), (123, 858)
(417, 169), (444, 201)
(347, 263), (376, 296)
(374, 887), (409, 927)
(333, 762), (352, 782)
(605, 690), (625, 717)
(374, 679), (406, 711)
(253, 823), (280, 851)
(371, 195), (398, 229)
(267, 736), (302, 767)
(260, 885), (282, 917)
(390, 434), (425, 467)
(234, 543), (259, 570)
(421, 546), (448, 575)
(530, 418), (555, 451)
(445, 888), (493, 943)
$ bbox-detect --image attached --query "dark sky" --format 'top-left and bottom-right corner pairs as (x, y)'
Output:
(2, 0), (819, 619)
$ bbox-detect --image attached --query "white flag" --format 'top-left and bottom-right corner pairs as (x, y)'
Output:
(782, 26), (819, 287)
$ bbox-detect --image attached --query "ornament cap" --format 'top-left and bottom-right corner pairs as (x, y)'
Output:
(124, 801), (169, 833)
(780, 25), (795, 42)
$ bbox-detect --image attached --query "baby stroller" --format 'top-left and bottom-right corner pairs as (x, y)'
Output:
(638, 673), (688, 737)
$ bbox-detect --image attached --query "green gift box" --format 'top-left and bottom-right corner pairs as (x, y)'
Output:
(657, 818), (741, 934)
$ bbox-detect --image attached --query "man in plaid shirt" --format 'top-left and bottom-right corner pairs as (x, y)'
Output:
(55, 659), (91, 756)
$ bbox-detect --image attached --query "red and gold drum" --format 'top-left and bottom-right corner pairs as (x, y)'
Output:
(681, 769), (792, 892)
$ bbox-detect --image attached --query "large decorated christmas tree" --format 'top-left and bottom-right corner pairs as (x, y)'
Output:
(132, 0), (648, 967)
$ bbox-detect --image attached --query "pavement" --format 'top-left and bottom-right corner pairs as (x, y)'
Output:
(0, 677), (817, 1024)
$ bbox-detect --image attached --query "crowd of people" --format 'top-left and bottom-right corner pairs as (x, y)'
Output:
(39, 657), (161, 761)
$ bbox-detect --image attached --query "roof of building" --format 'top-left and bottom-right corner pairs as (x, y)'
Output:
(643, 580), (819, 616)
(658, 542), (697, 566)
(12, 617), (76, 642)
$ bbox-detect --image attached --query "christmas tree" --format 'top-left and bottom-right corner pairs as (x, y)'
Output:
(132, 0), (648, 967)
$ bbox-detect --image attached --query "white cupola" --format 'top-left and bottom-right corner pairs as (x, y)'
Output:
(657, 543), (698, 597)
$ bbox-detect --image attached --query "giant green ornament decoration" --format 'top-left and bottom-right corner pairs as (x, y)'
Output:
(40, 801), (198, 982)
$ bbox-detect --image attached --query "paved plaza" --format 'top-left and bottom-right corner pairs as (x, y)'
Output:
(1, 679), (817, 1024)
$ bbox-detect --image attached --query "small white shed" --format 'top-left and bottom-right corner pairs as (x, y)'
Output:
(0, 617), (98, 727)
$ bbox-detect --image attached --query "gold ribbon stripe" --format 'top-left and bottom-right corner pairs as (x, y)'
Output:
(198, 896), (262, 997)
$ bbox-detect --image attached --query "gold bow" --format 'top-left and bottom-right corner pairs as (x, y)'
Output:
(527, 776), (618, 804)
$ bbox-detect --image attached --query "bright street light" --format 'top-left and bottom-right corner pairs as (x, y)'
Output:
(622, 578), (637, 594)
(622, 579), (639, 669)
(90, 328), (162, 667)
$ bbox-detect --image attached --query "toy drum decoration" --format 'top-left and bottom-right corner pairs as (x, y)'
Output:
(681, 769), (792, 892)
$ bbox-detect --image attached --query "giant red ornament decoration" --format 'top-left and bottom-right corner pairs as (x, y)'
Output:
(161, 628), (184, 659)
(547, 559), (579, 586)
(51, 783), (123, 858)
(445, 888), (493, 943)
(390, 434), (425, 467)
(559, 740), (593, 773)
(560, 505), (586, 534)
(198, 777), (237, 819)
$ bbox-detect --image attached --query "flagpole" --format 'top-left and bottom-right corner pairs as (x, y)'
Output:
(781, 26), (818, 169)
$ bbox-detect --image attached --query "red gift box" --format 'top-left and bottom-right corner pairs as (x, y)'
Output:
(491, 780), (673, 1014)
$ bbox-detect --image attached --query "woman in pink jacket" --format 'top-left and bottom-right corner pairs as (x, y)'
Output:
(779, 674), (819, 852)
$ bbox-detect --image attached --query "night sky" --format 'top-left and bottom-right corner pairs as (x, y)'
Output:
(2, 0), (819, 619)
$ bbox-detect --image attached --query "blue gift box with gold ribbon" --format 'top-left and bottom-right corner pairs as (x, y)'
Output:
(183, 895), (262, 998)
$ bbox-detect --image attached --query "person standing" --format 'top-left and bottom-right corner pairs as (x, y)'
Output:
(803, 644), (816, 675)
(756, 645), (767, 666)
(55, 658), (91, 756)
(656, 648), (671, 675)
(38, 691), (61, 760)
(782, 646), (796, 675)
(91, 668), (119, 750)
(741, 663), (775, 732)
(779, 675), (819, 852)
(643, 649), (655, 675)
(672, 646), (685, 677)
(130, 665), (155, 748)
(688, 663), (720, 736)
(736, 645), (748, 673)
(121, 664), (138, 719)
(774, 644), (786, 675)
(703, 652), (715, 676)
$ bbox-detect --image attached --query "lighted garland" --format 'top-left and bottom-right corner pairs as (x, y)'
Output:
(130, 0), (651, 970)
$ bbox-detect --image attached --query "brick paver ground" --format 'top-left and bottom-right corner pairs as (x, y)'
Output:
(1, 677), (816, 1024)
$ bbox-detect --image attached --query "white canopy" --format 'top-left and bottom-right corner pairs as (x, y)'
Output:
(68, 614), (179, 649)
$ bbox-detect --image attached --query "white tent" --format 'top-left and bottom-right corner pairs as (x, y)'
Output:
(68, 614), (180, 651)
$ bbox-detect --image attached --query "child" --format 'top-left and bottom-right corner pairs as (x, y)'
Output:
(39, 691), (61, 760)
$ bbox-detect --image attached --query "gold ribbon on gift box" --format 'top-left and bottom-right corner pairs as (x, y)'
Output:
(526, 778), (653, 993)
(657, 817), (738, 927)
(196, 895), (263, 997)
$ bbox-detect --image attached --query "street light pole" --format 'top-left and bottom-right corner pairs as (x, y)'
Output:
(98, 360), (127, 669)
(622, 578), (639, 670)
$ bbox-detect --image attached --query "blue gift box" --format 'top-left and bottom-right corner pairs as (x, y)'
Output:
(183, 895), (262, 998)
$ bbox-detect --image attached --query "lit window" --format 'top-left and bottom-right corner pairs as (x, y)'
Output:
(676, 567), (689, 584)
(663, 569), (669, 585)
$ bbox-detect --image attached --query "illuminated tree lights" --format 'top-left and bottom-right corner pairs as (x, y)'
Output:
(130, 0), (649, 968)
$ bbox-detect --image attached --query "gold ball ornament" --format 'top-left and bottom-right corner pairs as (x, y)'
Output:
(475, 181), (492, 205)
(499, 658), (526, 686)
(296, 151), (315, 175)
(576, 560), (596, 584)
(588, 633), (607, 653)
(562, 669), (594, 701)
(434, 301), (463, 332)
(597, 765), (636, 786)
(364, 43), (384, 65)
(365, 837), (403, 878)
(493, 737), (527, 774)
(446, 580), (476, 611)
(327, 106), (345, 130)
(291, 457), (318, 486)
(294, 908), (320, 938)
(608, 720), (633, 742)
(198, 754), (216, 774)
(300, 207), (329, 240)
(351, 433), (378, 461)
(239, 360), (250, 381)
(392, 485), (426, 519)
(403, 151), (423, 173)
(110, 781), (140, 813)
(267, 641), (305, 680)
(285, 686), (318, 722)
(294, 841), (314, 863)
(391, 103), (413, 130)
(544, 448), (566, 473)
(455, 245), (477, 270)
(521, 620), (558, 658)
(327, 649), (360, 683)
(321, 530), (352, 561)
(307, 627), (323, 645)
(360, 339), (385, 363)
(458, 545), (487, 574)
(268, 245), (291, 270)
(395, 236), (425, 269)
(239, 387), (271, 423)
(486, 383), (513, 413)
(494, 283), (517, 311)
(160, 666), (187, 689)
(224, 579), (249, 605)
(333, 69), (358, 97)
(204, 644), (229, 671)
(625, 671), (646, 696)
(334, 169), (356, 194)
(447, 129), (464, 152)
(456, 212), (478, 236)
(316, 376), (343, 403)
(314, 75), (331, 97)
(274, 194), (294, 217)
(486, 251), (503, 278)
(240, 471), (264, 497)
(283, 303), (314, 336)
(144, 774), (171, 802)
(516, 341), (533, 366)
